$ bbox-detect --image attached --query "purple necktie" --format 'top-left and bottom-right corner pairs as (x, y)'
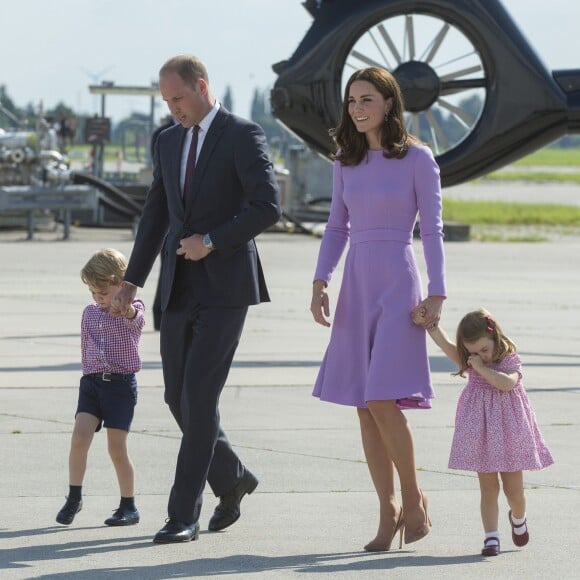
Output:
(183, 125), (200, 201)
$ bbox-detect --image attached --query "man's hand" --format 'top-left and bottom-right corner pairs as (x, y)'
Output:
(176, 234), (212, 261)
(111, 281), (138, 318)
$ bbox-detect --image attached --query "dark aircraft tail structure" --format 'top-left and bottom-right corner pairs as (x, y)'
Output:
(271, 0), (580, 186)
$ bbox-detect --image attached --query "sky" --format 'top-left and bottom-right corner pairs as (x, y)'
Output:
(1, 0), (579, 126)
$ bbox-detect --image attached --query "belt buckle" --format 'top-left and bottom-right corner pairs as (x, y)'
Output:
(102, 372), (112, 382)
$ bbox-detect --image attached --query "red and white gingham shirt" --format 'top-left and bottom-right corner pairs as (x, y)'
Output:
(81, 300), (145, 375)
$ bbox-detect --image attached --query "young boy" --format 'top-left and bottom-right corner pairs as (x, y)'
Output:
(56, 248), (145, 526)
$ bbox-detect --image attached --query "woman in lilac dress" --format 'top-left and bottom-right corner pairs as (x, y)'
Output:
(310, 67), (446, 551)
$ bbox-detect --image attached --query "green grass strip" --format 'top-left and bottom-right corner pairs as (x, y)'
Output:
(442, 199), (580, 225)
(485, 172), (580, 184)
(513, 148), (580, 166)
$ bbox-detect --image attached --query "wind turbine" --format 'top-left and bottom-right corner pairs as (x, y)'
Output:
(81, 66), (114, 115)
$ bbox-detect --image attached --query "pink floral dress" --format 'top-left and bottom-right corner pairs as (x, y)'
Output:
(448, 353), (554, 473)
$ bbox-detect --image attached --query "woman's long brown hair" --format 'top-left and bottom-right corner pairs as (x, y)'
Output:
(330, 67), (419, 166)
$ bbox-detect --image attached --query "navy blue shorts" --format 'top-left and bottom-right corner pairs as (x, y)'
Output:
(76, 373), (138, 432)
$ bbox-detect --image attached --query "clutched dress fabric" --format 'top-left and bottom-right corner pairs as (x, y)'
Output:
(313, 145), (446, 409)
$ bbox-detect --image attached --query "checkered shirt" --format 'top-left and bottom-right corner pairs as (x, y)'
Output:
(81, 300), (145, 375)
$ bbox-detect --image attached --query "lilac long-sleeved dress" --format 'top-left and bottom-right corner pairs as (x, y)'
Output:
(313, 145), (446, 409)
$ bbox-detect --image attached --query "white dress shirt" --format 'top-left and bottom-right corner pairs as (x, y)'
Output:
(180, 102), (221, 193)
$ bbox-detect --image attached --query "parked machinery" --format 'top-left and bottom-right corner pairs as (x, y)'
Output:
(0, 125), (141, 236)
(0, 128), (72, 187)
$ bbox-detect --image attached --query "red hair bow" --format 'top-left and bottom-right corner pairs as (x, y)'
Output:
(486, 316), (496, 334)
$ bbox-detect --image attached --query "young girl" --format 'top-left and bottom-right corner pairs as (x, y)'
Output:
(56, 248), (145, 527)
(412, 307), (553, 556)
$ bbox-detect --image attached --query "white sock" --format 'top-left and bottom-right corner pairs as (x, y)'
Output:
(485, 531), (499, 546)
(511, 512), (527, 534)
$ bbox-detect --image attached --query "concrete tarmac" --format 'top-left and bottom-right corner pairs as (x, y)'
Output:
(0, 224), (579, 579)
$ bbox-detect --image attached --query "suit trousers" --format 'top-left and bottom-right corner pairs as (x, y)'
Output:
(160, 258), (248, 524)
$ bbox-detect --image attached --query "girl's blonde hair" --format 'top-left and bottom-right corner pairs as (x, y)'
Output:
(455, 308), (517, 377)
(81, 248), (127, 289)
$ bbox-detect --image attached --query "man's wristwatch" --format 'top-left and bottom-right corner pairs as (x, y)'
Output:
(202, 233), (214, 251)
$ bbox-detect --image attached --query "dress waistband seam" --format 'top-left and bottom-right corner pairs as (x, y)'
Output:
(350, 229), (412, 244)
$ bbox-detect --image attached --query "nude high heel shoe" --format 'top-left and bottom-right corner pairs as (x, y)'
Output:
(404, 490), (432, 545)
(364, 509), (405, 552)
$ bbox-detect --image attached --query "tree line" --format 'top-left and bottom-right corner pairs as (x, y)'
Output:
(0, 84), (290, 146)
(2, 83), (577, 152)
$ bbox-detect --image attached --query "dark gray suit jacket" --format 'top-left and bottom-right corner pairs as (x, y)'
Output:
(125, 107), (281, 308)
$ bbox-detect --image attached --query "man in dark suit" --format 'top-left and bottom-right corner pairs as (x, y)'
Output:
(149, 115), (176, 331)
(111, 54), (281, 543)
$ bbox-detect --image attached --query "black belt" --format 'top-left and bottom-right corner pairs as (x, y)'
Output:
(87, 372), (134, 382)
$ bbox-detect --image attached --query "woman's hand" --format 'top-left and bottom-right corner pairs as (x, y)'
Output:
(311, 279), (331, 327)
(413, 295), (444, 329)
(411, 305), (427, 326)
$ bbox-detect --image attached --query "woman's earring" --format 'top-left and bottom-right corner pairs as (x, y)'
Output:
(384, 110), (390, 121)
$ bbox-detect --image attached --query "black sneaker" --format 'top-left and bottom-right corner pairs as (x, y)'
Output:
(56, 497), (83, 525)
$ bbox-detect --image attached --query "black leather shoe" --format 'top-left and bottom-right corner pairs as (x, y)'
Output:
(104, 507), (140, 526)
(208, 470), (259, 531)
(153, 519), (200, 543)
(56, 497), (83, 525)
